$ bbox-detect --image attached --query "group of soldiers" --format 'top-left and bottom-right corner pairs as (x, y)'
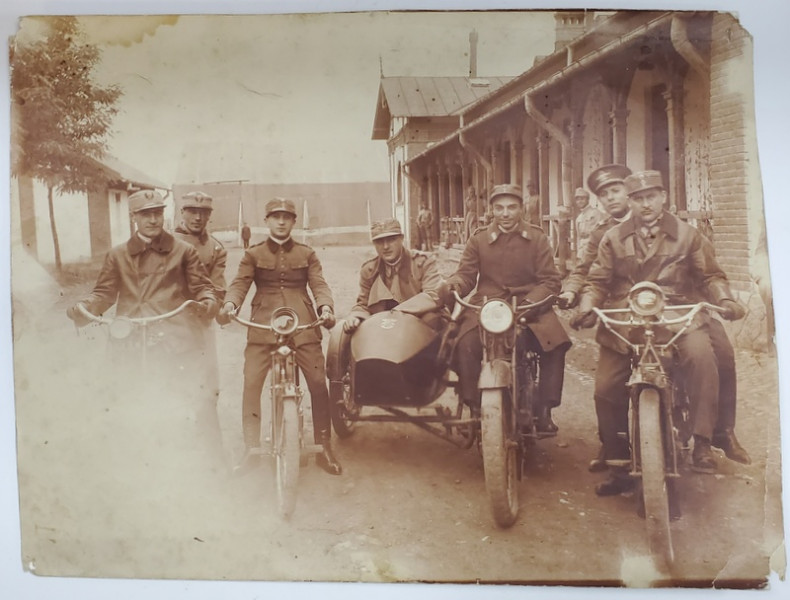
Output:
(67, 164), (751, 500)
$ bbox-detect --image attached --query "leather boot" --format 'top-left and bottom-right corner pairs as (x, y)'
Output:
(691, 435), (717, 474)
(315, 430), (342, 475)
(595, 467), (635, 497)
(535, 406), (558, 433)
(712, 429), (751, 465)
(588, 444), (607, 473)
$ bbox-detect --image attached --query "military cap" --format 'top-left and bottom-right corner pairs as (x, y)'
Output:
(370, 218), (403, 241)
(489, 183), (523, 204)
(574, 187), (589, 198)
(265, 197), (297, 218)
(128, 189), (166, 214)
(624, 170), (665, 196)
(181, 191), (213, 210)
(586, 164), (632, 196)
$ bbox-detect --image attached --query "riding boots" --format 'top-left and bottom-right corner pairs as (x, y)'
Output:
(691, 435), (717, 474)
(712, 428), (751, 465)
(315, 430), (342, 475)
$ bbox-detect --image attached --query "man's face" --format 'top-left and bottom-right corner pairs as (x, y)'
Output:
(266, 211), (296, 239)
(597, 182), (630, 219)
(373, 235), (404, 262)
(574, 194), (590, 210)
(133, 208), (165, 238)
(629, 188), (667, 224)
(181, 207), (212, 234)
(491, 195), (524, 231)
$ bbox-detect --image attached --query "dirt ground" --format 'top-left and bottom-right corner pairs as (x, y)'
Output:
(10, 243), (786, 589)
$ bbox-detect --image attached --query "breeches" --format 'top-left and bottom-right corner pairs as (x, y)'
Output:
(454, 327), (567, 408)
(241, 342), (331, 446)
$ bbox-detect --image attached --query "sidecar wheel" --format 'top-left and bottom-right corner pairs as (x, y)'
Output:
(638, 388), (674, 571)
(480, 388), (519, 528)
(330, 376), (357, 439)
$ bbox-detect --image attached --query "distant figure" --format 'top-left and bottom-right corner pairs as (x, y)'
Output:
(241, 222), (251, 249)
(464, 186), (478, 241)
(573, 187), (603, 260)
(525, 182), (541, 227)
(416, 202), (434, 251)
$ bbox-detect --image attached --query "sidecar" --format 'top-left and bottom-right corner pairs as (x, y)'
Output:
(326, 292), (475, 446)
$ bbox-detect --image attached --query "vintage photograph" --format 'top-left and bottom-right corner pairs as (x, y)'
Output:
(5, 4), (786, 595)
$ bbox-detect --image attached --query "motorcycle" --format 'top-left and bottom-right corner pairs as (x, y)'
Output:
(326, 290), (558, 528)
(591, 281), (727, 571)
(229, 307), (327, 519)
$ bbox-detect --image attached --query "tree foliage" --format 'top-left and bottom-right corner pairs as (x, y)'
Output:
(11, 16), (122, 193)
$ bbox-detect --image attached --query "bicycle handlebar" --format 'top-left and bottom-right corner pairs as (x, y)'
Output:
(76, 300), (202, 325)
(230, 312), (326, 332)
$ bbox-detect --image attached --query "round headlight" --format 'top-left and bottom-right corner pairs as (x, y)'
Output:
(108, 317), (134, 339)
(271, 307), (299, 335)
(628, 282), (665, 317)
(479, 299), (514, 334)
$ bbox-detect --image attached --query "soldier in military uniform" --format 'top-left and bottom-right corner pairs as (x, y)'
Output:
(172, 190), (227, 459)
(342, 218), (442, 333)
(444, 184), (572, 432)
(571, 171), (746, 495)
(218, 198), (341, 475)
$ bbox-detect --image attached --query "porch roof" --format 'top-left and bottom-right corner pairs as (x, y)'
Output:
(97, 155), (169, 190)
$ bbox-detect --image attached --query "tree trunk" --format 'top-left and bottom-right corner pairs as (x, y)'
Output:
(47, 185), (62, 270)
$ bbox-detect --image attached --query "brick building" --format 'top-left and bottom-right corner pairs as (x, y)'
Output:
(377, 10), (769, 347)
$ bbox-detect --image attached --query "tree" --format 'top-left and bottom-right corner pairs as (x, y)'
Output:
(10, 16), (122, 269)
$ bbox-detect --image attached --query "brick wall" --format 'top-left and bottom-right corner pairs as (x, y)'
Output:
(708, 13), (752, 288)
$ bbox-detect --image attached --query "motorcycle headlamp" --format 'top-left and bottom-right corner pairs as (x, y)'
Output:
(479, 299), (514, 334)
(628, 282), (665, 317)
(108, 317), (134, 339)
(271, 307), (299, 336)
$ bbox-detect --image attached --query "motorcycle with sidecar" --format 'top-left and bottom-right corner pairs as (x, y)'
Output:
(326, 290), (559, 528)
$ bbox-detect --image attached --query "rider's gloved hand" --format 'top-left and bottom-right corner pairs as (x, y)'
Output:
(197, 298), (218, 319)
(436, 280), (459, 308)
(343, 316), (361, 333)
(570, 310), (597, 330)
(216, 301), (236, 326)
(320, 306), (336, 329)
(719, 299), (746, 321)
(66, 302), (91, 327)
(557, 291), (578, 310)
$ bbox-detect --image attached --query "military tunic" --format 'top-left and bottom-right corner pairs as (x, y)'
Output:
(224, 237), (334, 446)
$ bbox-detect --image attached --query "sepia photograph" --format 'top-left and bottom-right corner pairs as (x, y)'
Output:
(2, 0), (788, 598)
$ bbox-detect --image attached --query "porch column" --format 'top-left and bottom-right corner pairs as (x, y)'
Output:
(610, 105), (629, 166)
(663, 83), (686, 214)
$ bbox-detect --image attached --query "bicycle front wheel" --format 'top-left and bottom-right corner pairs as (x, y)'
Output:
(275, 397), (301, 519)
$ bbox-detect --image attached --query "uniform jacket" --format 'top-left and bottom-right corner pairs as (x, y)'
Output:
(80, 231), (217, 353)
(174, 226), (227, 297)
(224, 237), (334, 347)
(575, 204), (604, 259)
(563, 215), (618, 295)
(579, 211), (736, 354)
(446, 221), (571, 352)
(349, 249), (442, 319)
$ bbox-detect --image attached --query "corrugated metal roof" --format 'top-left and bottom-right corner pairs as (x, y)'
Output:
(380, 76), (514, 118)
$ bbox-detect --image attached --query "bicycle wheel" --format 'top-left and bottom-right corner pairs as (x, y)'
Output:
(480, 388), (519, 528)
(638, 387), (674, 570)
(275, 397), (301, 519)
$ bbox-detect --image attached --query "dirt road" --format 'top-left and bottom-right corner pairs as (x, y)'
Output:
(11, 244), (784, 588)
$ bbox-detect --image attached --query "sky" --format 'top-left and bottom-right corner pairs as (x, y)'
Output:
(3, 2), (790, 600)
(16, 11), (557, 188)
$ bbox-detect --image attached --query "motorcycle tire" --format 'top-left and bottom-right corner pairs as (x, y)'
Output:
(638, 387), (674, 571)
(275, 397), (301, 519)
(480, 388), (519, 528)
(330, 376), (356, 439)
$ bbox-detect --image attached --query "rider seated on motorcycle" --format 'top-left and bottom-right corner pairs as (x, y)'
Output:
(570, 170), (746, 495)
(442, 184), (572, 432)
(342, 218), (443, 334)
